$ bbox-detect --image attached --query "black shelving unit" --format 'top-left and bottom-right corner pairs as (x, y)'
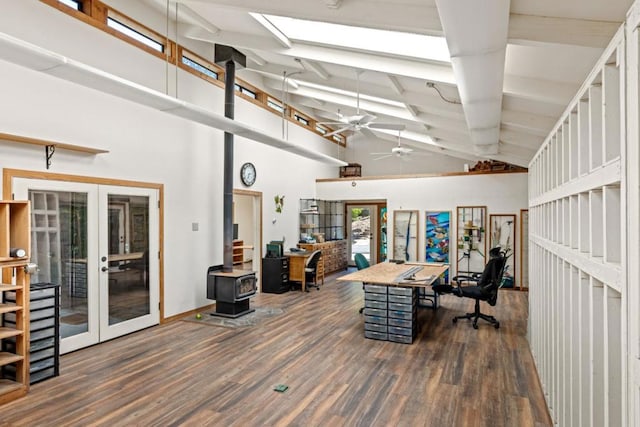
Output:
(2, 282), (60, 384)
(261, 257), (290, 294)
(299, 199), (344, 242)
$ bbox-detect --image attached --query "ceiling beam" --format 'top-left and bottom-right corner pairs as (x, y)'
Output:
(508, 14), (621, 48)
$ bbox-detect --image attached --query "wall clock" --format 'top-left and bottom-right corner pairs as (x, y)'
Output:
(240, 162), (256, 186)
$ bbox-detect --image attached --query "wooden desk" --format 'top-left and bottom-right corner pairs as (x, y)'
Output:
(338, 262), (448, 287)
(108, 252), (144, 263)
(286, 251), (324, 292)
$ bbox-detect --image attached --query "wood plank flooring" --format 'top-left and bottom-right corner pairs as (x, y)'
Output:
(0, 270), (552, 426)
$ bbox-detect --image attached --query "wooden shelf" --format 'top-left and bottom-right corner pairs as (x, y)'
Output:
(0, 200), (31, 403)
(0, 379), (24, 398)
(0, 327), (22, 340)
(0, 303), (20, 314)
(0, 352), (23, 367)
(0, 132), (108, 154)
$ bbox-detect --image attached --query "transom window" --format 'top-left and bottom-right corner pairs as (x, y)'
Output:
(59, 0), (81, 10)
(107, 16), (164, 53)
(182, 55), (218, 80)
(235, 83), (257, 99)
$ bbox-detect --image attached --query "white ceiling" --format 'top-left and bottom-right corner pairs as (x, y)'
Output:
(144, 0), (633, 168)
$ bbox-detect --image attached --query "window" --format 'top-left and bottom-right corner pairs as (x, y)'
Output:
(315, 124), (328, 135)
(182, 55), (218, 80)
(267, 97), (284, 113)
(234, 83), (257, 99)
(332, 134), (344, 144)
(59, 0), (81, 10)
(107, 17), (164, 53)
(294, 113), (309, 126)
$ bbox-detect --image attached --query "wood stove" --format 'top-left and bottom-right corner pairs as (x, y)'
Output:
(207, 266), (257, 318)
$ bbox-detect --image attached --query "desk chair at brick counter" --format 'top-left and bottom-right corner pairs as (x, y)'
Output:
(354, 253), (370, 313)
(435, 247), (506, 329)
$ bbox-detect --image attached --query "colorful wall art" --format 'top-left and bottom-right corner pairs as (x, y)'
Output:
(425, 211), (450, 263)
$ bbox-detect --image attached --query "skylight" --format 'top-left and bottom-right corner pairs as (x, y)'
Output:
(259, 14), (450, 63)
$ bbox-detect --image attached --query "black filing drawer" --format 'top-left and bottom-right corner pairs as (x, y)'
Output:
(262, 257), (290, 294)
(2, 282), (60, 384)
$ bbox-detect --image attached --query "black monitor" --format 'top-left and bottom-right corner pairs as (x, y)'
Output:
(266, 241), (283, 258)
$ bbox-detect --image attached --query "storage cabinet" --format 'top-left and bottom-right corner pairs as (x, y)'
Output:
(3, 282), (59, 384)
(363, 284), (418, 344)
(261, 257), (289, 294)
(0, 200), (31, 404)
(298, 240), (347, 275)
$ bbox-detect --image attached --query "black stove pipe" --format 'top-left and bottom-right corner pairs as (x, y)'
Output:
(215, 45), (246, 273)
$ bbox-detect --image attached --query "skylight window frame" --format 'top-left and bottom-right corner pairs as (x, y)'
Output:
(261, 14), (451, 64)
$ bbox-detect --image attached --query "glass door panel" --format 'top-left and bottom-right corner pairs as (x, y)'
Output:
(347, 205), (378, 265)
(99, 186), (159, 341)
(14, 180), (100, 354)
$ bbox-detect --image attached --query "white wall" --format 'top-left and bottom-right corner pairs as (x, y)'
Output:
(0, 1), (338, 317)
(317, 172), (528, 277)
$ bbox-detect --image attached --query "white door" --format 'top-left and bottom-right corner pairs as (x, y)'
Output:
(13, 179), (159, 353)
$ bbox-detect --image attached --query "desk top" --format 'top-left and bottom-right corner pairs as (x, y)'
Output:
(338, 262), (448, 287)
(108, 252), (144, 262)
(284, 251), (313, 258)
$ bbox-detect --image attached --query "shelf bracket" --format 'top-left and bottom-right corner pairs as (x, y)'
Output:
(45, 144), (55, 169)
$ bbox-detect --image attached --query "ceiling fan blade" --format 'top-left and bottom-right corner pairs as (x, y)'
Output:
(368, 123), (406, 131)
(373, 154), (393, 161)
(324, 126), (353, 137)
(369, 152), (390, 155)
(359, 127), (377, 139)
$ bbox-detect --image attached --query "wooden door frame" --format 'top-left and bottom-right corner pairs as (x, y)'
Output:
(3, 168), (166, 321)
(233, 188), (263, 270)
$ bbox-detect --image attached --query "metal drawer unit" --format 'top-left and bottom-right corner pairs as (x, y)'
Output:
(387, 286), (418, 344)
(363, 284), (388, 341)
(2, 282), (60, 384)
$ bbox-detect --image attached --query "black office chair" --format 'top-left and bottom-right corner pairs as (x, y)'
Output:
(304, 250), (322, 291)
(450, 247), (506, 329)
(354, 253), (370, 313)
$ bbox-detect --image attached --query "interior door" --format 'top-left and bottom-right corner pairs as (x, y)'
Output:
(347, 205), (378, 266)
(13, 179), (159, 353)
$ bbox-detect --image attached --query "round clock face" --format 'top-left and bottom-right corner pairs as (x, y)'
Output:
(240, 162), (256, 186)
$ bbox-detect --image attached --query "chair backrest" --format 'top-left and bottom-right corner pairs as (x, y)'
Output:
(477, 252), (507, 306)
(354, 253), (370, 270)
(305, 250), (322, 269)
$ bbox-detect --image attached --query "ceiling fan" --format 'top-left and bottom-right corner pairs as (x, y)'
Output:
(370, 131), (429, 161)
(319, 71), (405, 137)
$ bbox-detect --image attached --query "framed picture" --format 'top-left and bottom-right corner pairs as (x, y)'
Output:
(490, 214), (516, 288)
(456, 206), (487, 275)
(425, 211), (450, 264)
(425, 210), (450, 283)
(393, 210), (418, 261)
(520, 209), (529, 291)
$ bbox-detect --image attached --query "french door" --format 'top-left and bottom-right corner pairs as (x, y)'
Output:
(13, 179), (159, 354)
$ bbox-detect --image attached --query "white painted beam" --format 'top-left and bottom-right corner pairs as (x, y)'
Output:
(508, 14), (621, 49)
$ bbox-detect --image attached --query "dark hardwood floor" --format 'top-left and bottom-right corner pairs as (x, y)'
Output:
(0, 270), (552, 426)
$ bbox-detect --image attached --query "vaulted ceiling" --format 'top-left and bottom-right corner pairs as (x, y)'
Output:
(145, 0), (633, 168)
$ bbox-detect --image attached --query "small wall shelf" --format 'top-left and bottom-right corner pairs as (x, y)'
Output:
(0, 132), (109, 169)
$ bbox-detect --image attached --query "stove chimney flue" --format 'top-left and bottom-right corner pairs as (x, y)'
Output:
(215, 45), (246, 273)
